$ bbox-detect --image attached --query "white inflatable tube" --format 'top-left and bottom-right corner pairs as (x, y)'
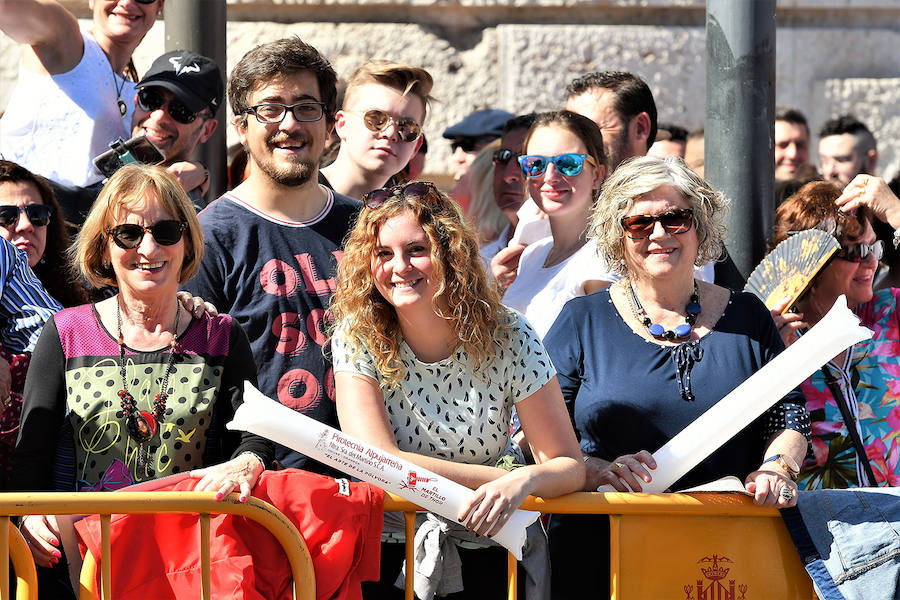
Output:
(227, 383), (539, 559)
(599, 295), (872, 493)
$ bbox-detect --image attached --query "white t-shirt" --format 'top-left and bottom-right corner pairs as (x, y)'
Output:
(1, 30), (135, 186)
(332, 310), (555, 466)
(502, 237), (616, 338)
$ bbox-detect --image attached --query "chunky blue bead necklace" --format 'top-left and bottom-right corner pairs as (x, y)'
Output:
(627, 279), (701, 340)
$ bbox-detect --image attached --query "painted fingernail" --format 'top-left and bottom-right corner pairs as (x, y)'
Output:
(50, 538), (59, 546)
(52, 550), (61, 559)
(215, 492), (224, 500)
(239, 495), (247, 502)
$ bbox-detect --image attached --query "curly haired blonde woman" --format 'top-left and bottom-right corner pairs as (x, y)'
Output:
(330, 181), (583, 598)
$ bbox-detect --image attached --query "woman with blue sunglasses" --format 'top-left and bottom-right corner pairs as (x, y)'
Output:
(495, 110), (616, 338)
(772, 178), (900, 490)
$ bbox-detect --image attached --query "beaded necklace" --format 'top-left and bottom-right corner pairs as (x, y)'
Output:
(626, 278), (701, 340)
(117, 301), (180, 469)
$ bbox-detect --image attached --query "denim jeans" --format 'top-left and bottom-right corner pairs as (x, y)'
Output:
(782, 488), (900, 600)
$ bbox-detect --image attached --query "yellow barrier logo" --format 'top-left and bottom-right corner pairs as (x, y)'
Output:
(682, 554), (748, 600)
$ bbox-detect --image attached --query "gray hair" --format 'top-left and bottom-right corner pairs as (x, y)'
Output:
(591, 155), (728, 275)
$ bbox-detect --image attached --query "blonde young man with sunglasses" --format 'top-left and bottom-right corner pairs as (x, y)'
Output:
(320, 60), (434, 200)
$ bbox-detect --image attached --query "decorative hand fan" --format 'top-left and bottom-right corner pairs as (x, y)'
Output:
(745, 229), (840, 313)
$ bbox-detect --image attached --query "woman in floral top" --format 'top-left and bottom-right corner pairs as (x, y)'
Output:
(773, 177), (900, 489)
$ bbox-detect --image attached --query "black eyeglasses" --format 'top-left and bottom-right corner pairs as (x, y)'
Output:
(241, 102), (326, 124)
(137, 88), (205, 125)
(621, 208), (694, 239)
(836, 240), (883, 263)
(349, 109), (421, 143)
(106, 220), (187, 249)
(0, 204), (53, 228)
(362, 182), (442, 209)
(492, 149), (521, 165)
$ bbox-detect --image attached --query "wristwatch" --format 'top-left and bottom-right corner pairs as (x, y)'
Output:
(763, 453), (800, 480)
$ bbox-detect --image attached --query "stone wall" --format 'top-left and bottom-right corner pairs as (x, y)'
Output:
(2, 0), (898, 179)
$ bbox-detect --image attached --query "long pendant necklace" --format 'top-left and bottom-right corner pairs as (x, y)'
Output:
(626, 278), (701, 340)
(109, 61), (128, 117)
(117, 301), (180, 470)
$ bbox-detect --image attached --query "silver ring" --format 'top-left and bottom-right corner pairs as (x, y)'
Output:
(613, 462), (626, 469)
(779, 486), (794, 501)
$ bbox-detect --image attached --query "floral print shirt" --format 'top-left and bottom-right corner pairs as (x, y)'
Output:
(799, 288), (900, 489)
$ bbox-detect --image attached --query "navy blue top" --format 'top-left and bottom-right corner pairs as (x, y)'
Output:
(544, 288), (810, 490)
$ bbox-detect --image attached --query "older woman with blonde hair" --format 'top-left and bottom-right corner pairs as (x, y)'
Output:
(13, 164), (271, 598)
(543, 155), (811, 598)
(330, 181), (584, 598)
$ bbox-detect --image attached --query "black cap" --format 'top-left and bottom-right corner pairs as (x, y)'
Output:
(137, 50), (224, 115)
(442, 109), (514, 139)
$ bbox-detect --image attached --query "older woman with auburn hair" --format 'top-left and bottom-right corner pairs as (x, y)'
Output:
(543, 156), (811, 598)
(330, 181), (584, 598)
(772, 176), (900, 489)
(12, 164), (271, 597)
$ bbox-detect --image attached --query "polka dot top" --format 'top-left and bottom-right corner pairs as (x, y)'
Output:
(333, 310), (555, 465)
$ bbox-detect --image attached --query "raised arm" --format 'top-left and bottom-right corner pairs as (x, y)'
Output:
(0, 0), (83, 75)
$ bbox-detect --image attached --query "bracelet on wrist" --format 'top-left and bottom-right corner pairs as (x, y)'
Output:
(762, 453), (800, 480)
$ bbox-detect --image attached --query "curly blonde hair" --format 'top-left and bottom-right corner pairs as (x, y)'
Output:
(592, 155), (728, 275)
(330, 183), (507, 389)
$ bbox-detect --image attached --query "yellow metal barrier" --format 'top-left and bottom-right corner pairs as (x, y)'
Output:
(0, 492), (315, 600)
(384, 491), (816, 600)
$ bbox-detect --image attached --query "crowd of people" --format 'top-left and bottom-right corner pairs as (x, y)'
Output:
(1, 0), (899, 598)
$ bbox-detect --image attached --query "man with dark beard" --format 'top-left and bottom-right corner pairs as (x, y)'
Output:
(564, 71), (657, 173)
(183, 38), (361, 472)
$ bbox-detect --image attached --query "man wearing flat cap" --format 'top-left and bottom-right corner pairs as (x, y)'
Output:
(443, 108), (513, 213)
(131, 49), (224, 209)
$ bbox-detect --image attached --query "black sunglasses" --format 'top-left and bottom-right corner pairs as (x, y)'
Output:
(0, 204), (53, 228)
(621, 208), (694, 239)
(133, 0), (158, 4)
(451, 137), (493, 153)
(137, 88), (204, 125)
(836, 240), (883, 263)
(106, 220), (187, 249)
(362, 182), (442, 209)
(492, 149), (521, 165)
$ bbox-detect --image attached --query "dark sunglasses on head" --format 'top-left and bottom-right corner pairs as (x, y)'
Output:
(362, 181), (442, 210)
(351, 109), (421, 143)
(492, 149), (521, 165)
(137, 88), (204, 125)
(836, 240), (883, 263)
(241, 101), (326, 124)
(0, 204), (53, 228)
(621, 208), (694, 239)
(518, 153), (596, 178)
(106, 220), (187, 250)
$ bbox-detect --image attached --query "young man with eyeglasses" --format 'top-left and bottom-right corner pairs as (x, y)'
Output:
(182, 38), (362, 474)
(130, 50), (224, 210)
(320, 60), (433, 199)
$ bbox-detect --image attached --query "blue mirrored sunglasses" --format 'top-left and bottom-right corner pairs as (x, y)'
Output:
(518, 153), (596, 178)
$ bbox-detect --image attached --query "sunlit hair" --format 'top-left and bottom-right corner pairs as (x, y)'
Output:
(522, 110), (607, 201)
(772, 181), (870, 248)
(330, 184), (508, 389)
(0, 160), (87, 307)
(592, 155), (728, 275)
(74, 164), (204, 289)
(467, 140), (508, 245)
(343, 60), (435, 121)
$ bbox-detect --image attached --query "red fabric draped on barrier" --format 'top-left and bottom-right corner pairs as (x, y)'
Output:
(75, 469), (384, 600)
